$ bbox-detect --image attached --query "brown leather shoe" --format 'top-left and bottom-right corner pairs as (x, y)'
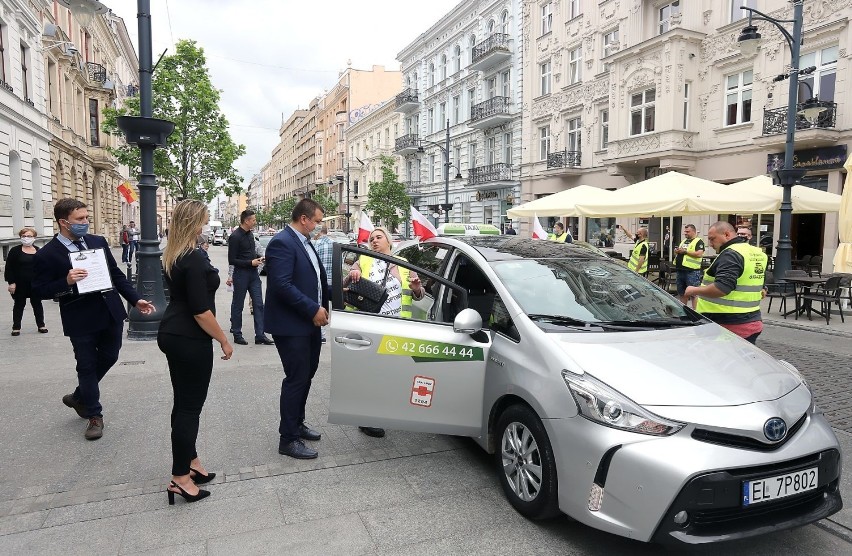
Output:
(85, 417), (103, 440)
(62, 394), (87, 419)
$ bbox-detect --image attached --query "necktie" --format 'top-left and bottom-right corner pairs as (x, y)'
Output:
(72, 240), (85, 251)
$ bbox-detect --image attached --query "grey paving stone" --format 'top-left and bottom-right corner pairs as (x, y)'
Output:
(0, 514), (126, 555)
(0, 510), (47, 536)
(207, 513), (374, 556)
(120, 492), (284, 553)
(42, 492), (165, 528)
(122, 541), (207, 556)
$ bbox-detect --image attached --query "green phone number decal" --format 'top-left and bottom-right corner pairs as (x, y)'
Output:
(377, 335), (484, 363)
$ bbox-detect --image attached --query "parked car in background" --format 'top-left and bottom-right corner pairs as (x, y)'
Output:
(213, 229), (226, 245)
(257, 233), (275, 276)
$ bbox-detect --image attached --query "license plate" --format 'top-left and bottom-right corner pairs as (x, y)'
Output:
(742, 467), (819, 507)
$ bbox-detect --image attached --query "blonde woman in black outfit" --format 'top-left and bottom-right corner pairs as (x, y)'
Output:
(158, 199), (233, 504)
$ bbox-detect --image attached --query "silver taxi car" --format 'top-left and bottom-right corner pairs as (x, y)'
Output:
(328, 236), (841, 545)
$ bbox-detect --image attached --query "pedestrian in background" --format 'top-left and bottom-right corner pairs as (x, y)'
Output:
(127, 221), (140, 262)
(159, 199), (232, 505)
(120, 225), (130, 264)
(33, 199), (154, 440)
(548, 222), (572, 243)
(737, 225), (755, 246)
(621, 225), (650, 277)
(312, 225), (334, 344)
(265, 199), (329, 460)
(675, 224), (705, 308)
(227, 209), (273, 346)
(686, 221), (767, 344)
(505, 224), (516, 235)
(5, 227), (47, 336)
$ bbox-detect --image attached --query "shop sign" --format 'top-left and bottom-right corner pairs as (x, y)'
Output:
(476, 190), (501, 202)
(766, 145), (847, 173)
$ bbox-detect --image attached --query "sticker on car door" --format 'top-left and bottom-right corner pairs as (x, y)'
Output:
(377, 335), (484, 362)
(410, 376), (435, 407)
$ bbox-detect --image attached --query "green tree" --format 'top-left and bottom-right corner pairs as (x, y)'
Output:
(311, 185), (339, 220)
(366, 155), (410, 232)
(102, 39), (246, 203)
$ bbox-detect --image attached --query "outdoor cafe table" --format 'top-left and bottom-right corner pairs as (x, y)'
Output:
(783, 275), (829, 319)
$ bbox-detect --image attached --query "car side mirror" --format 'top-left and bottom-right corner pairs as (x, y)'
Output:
(453, 308), (482, 334)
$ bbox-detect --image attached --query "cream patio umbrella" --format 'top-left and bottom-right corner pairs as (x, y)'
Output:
(507, 185), (613, 218)
(833, 155), (852, 273)
(573, 171), (777, 217)
(730, 175), (842, 213)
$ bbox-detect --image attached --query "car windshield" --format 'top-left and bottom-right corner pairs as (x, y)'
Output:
(490, 257), (698, 327)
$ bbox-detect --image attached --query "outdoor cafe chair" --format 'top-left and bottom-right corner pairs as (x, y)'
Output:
(807, 255), (823, 277)
(792, 254), (812, 272)
(797, 275), (844, 325)
(765, 271), (798, 317)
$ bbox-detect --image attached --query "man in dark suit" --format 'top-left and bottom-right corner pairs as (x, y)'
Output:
(33, 198), (155, 440)
(264, 199), (329, 459)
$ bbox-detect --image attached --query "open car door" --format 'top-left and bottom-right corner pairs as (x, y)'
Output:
(328, 243), (491, 437)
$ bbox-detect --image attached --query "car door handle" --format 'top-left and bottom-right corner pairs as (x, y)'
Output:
(335, 336), (372, 347)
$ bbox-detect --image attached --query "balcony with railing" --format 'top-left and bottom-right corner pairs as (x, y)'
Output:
(756, 101), (840, 148)
(546, 150), (582, 170)
(403, 181), (422, 196)
(87, 62), (106, 84)
(394, 133), (420, 155)
(394, 87), (420, 113)
(469, 96), (512, 129)
(470, 33), (511, 71)
(468, 163), (516, 189)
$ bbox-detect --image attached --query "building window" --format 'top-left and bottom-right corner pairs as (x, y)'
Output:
(724, 71), (752, 126)
(603, 29), (619, 71)
(427, 108), (435, 134)
(89, 98), (99, 147)
(538, 125), (551, 161)
(486, 136), (496, 165)
(487, 76), (497, 99)
(682, 82), (690, 129)
(567, 117), (582, 153)
(0, 24), (6, 83)
(452, 95), (460, 125)
(540, 61), (551, 96)
(501, 10), (509, 34)
(799, 45), (838, 102)
(440, 54), (447, 81)
(630, 88), (656, 135)
(541, 2), (552, 36)
(454, 146), (461, 169)
(468, 142), (477, 168)
(438, 102), (446, 129)
(453, 45), (461, 73)
(47, 59), (58, 115)
(468, 87), (476, 119)
(487, 19), (495, 35)
(394, 123), (399, 138)
(428, 62), (435, 87)
(568, 47), (582, 85)
(568, 0), (581, 19)
(600, 109), (609, 150)
(503, 132), (512, 163)
(20, 43), (29, 101)
(730, 0), (756, 23)
(501, 70), (511, 99)
(658, 1), (681, 34)
(468, 34), (476, 66)
(429, 154), (436, 182)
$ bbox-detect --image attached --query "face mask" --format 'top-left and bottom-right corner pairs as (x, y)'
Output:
(21, 237), (35, 246)
(67, 222), (89, 238)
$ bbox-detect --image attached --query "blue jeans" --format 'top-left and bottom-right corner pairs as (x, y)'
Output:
(230, 267), (265, 339)
(121, 243), (130, 263)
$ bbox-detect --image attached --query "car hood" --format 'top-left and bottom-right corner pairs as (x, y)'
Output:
(551, 323), (801, 407)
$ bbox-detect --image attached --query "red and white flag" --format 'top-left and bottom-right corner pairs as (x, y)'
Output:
(532, 214), (548, 240)
(357, 212), (374, 244)
(411, 205), (438, 240)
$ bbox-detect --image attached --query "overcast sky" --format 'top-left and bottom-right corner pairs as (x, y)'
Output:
(107, 0), (460, 188)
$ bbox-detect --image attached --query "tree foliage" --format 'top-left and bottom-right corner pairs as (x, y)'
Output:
(365, 156), (410, 232)
(102, 39), (246, 203)
(261, 186), (339, 229)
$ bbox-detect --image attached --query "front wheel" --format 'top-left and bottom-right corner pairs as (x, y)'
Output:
(495, 404), (560, 520)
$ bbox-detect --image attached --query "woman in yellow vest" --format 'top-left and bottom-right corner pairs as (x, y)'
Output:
(345, 226), (427, 438)
(685, 221), (767, 344)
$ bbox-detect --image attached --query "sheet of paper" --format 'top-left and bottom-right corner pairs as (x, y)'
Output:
(69, 248), (114, 294)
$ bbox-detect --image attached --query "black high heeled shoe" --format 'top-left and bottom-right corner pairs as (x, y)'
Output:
(189, 467), (216, 484)
(167, 481), (210, 505)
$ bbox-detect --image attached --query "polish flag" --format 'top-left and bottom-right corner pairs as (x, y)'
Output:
(411, 206), (438, 240)
(357, 212), (374, 244)
(532, 214), (548, 240)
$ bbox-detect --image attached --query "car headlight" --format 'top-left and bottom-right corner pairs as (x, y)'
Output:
(562, 371), (684, 436)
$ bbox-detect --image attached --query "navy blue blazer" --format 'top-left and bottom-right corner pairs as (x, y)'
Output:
(32, 234), (141, 336)
(264, 226), (330, 337)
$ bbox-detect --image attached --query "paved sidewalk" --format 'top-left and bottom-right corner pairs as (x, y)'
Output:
(0, 245), (849, 553)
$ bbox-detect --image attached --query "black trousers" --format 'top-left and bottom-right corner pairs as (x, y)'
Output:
(274, 330), (321, 443)
(158, 333), (213, 476)
(12, 290), (45, 329)
(68, 324), (123, 417)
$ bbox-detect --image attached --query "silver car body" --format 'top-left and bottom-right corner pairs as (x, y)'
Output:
(328, 237), (841, 544)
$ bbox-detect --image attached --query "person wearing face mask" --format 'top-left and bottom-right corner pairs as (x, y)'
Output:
(311, 225), (334, 344)
(32, 198), (155, 440)
(4, 228), (47, 336)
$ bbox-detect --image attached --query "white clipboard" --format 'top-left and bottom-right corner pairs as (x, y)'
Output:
(69, 248), (115, 294)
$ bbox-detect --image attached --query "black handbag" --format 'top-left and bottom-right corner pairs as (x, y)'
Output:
(345, 277), (389, 313)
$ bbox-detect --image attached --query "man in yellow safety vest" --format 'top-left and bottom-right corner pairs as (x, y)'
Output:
(548, 222), (573, 243)
(675, 224), (705, 308)
(685, 221), (767, 344)
(621, 226), (650, 277)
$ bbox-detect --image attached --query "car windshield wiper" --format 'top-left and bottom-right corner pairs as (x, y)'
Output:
(526, 314), (636, 331)
(601, 318), (700, 328)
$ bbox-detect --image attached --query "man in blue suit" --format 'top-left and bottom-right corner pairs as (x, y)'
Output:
(264, 198), (329, 459)
(33, 198), (155, 440)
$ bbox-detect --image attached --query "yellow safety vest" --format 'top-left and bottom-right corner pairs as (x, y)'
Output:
(678, 237), (703, 270)
(695, 243), (767, 314)
(548, 232), (568, 243)
(628, 240), (649, 275)
(357, 255), (415, 319)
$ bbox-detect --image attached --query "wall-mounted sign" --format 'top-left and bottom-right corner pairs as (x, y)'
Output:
(767, 145), (848, 173)
(506, 193), (514, 205)
(475, 190), (500, 202)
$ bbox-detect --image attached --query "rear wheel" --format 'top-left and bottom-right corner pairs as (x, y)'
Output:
(495, 404), (560, 520)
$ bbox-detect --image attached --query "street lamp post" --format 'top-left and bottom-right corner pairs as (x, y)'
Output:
(737, 1), (821, 279)
(418, 120), (462, 224)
